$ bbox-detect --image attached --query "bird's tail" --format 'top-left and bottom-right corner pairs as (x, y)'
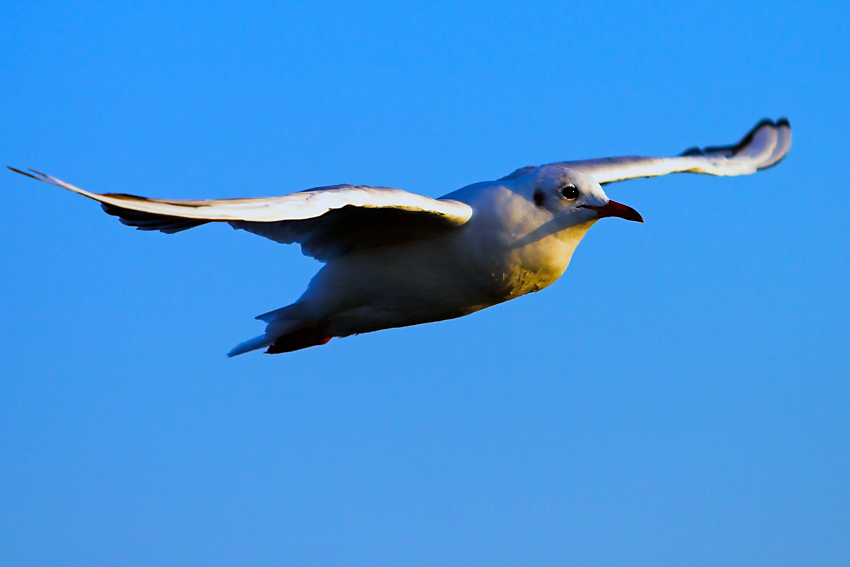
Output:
(228, 334), (276, 357)
(228, 305), (332, 356)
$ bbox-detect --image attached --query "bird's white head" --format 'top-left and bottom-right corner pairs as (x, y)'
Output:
(527, 165), (643, 226)
(455, 164), (645, 297)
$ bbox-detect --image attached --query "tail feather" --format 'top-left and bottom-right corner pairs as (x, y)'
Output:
(229, 306), (331, 356)
(227, 334), (274, 357)
(228, 311), (299, 357)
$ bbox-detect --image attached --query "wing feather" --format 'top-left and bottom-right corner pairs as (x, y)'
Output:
(502, 118), (791, 185)
(8, 168), (473, 260)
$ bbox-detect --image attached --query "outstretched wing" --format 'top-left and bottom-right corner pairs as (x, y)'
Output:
(8, 169), (473, 261)
(502, 118), (791, 185)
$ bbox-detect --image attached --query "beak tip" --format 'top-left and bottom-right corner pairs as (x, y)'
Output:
(585, 200), (644, 223)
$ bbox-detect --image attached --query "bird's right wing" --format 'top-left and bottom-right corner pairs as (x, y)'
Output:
(8, 169), (473, 261)
(502, 118), (791, 185)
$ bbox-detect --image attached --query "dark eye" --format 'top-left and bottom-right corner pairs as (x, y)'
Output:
(561, 184), (579, 200)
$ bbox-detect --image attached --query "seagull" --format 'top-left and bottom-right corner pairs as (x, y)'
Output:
(9, 118), (791, 356)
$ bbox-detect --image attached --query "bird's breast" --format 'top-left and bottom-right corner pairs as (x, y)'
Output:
(463, 218), (594, 301)
(482, 240), (573, 300)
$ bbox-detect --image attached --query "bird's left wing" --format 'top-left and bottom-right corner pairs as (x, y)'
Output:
(502, 118), (791, 185)
(8, 168), (473, 260)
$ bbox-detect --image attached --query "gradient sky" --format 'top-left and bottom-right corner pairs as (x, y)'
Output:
(2, 1), (848, 565)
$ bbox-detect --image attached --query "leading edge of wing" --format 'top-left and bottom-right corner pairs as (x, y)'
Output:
(7, 168), (473, 226)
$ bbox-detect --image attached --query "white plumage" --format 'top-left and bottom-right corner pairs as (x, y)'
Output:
(9, 118), (791, 355)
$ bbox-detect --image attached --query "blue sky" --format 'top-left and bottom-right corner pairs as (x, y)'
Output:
(2, 1), (848, 565)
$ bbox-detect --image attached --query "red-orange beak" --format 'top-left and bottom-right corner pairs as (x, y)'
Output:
(582, 200), (643, 223)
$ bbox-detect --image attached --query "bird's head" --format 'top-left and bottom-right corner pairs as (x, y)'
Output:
(528, 165), (643, 226)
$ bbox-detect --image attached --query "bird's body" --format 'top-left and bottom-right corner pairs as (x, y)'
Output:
(9, 119), (791, 355)
(296, 184), (591, 336)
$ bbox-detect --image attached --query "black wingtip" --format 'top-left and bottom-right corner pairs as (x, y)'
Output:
(729, 118), (776, 154)
(679, 118), (791, 158)
(7, 166), (41, 180)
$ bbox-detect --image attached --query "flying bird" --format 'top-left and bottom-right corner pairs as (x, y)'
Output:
(9, 119), (791, 356)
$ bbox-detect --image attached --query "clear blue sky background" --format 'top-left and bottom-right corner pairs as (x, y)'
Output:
(2, 1), (848, 565)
